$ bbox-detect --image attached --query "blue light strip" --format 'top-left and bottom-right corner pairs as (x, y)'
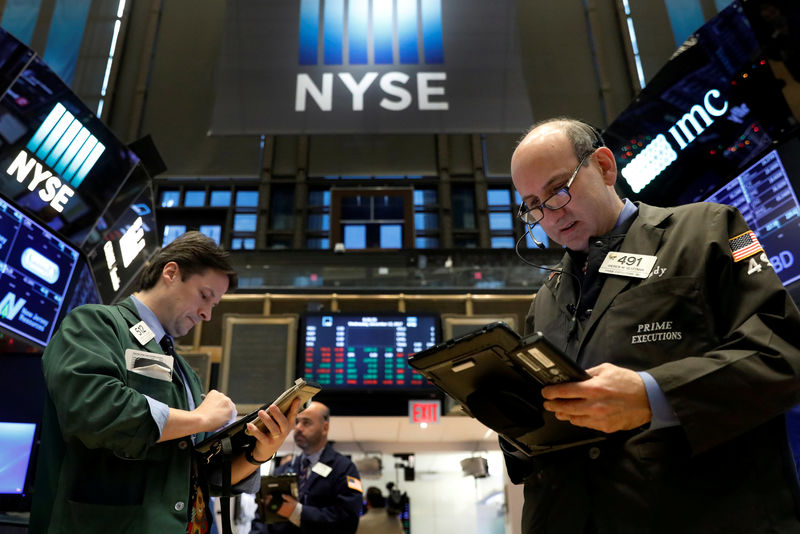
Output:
(324, 0), (344, 65)
(348, 0), (369, 64)
(44, 119), (82, 168)
(26, 103), (66, 154)
(71, 142), (105, 188)
(373, 0), (394, 64)
(298, 0), (320, 65)
(421, 0), (443, 64)
(53, 128), (90, 176)
(61, 136), (99, 184)
(397, 0), (418, 64)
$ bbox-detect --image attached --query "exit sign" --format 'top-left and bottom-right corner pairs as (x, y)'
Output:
(409, 400), (441, 424)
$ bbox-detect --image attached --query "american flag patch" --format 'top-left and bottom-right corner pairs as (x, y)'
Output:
(347, 476), (363, 493)
(729, 231), (763, 262)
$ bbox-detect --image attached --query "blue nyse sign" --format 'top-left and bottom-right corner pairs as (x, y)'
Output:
(211, 0), (532, 134)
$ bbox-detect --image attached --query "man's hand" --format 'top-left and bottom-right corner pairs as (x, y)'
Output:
(194, 389), (237, 432)
(245, 398), (302, 462)
(273, 493), (298, 518)
(541, 363), (651, 433)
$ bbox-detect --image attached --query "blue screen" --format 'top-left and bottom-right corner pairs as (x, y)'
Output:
(704, 138), (800, 287)
(0, 422), (36, 494)
(0, 196), (79, 345)
(301, 313), (439, 390)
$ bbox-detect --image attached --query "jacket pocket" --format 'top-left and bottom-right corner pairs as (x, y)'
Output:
(591, 277), (717, 369)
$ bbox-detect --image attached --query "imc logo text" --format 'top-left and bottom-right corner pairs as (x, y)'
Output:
(295, 0), (449, 112)
(5, 102), (105, 213)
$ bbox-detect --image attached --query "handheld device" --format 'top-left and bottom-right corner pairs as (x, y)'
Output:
(195, 378), (322, 464)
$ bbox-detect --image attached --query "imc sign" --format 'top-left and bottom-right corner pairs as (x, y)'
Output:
(212, 0), (532, 134)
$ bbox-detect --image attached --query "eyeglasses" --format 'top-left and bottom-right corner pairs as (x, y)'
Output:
(517, 150), (595, 225)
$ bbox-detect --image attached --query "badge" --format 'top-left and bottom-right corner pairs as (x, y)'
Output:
(599, 252), (657, 279)
(312, 462), (333, 478)
(124, 348), (174, 382)
(130, 321), (155, 346)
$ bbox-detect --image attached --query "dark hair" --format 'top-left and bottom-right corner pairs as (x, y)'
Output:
(519, 117), (605, 161)
(366, 487), (386, 508)
(135, 231), (238, 291)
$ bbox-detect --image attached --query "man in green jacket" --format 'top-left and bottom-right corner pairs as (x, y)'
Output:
(30, 231), (299, 534)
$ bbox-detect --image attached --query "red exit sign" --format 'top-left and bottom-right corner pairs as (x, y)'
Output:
(409, 400), (441, 424)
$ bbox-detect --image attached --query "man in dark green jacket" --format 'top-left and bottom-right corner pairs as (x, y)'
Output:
(30, 231), (299, 534)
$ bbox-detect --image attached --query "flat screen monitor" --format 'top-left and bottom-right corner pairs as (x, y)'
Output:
(0, 54), (139, 250)
(87, 183), (159, 304)
(603, 2), (796, 206)
(0, 422), (36, 495)
(0, 352), (46, 512)
(300, 313), (440, 391)
(0, 195), (80, 346)
(703, 136), (800, 286)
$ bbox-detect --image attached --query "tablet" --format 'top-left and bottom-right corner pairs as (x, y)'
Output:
(195, 378), (321, 464)
(256, 474), (298, 524)
(408, 322), (604, 456)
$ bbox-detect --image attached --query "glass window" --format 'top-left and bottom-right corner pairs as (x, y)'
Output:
(160, 190), (180, 208)
(373, 196), (404, 219)
(308, 214), (330, 231)
(454, 236), (478, 248)
(307, 238), (330, 249)
(199, 225), (221, 245)
(340, 196), (371, 220)
(343, 225), (366, 249)
(233, 214), (257, 232)
(487, 189), (511, 207)
(235, 190), (259, 207)
(210, 189), (232, 207)
(380, 224), (402, 248)
(270, 186), (295, 230)
(162, 225), (186, 246)
(489, 212), (513, 231)
(491, 236), (515, 248)
(415, 237), (440, 248)
(414, 213), (438, 230)
(231, 237), (257, 250)
(452, 186), (476, 230)
(414, 189), (437, 206)
(308, 190), (331, 207)
(184, 190), (206, 207)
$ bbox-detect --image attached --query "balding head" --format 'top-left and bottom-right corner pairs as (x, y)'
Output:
(293, 401), (330, 454)
(512, 118), (623, 252)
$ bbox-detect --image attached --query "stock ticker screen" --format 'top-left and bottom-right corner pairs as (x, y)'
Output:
(0, 197), (79, 346)
(301, 313), (439, 390)
(705, 144), (800, 287)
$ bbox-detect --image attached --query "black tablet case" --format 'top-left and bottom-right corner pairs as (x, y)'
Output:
(408, 322), (605, 456)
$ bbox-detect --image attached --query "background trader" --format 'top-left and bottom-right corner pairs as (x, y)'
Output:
(250, 401), (362, 534)
(504, 118), (800, 533)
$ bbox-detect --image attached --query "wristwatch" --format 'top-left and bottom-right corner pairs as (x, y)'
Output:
(244, 448), (271, 465)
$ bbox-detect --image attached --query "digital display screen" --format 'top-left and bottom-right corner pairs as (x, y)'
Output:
(0, 48), (139, 250)
(0, 422), (36, 495)
(301, 313), (439, 390)
(0, 196), (79, 346)
(87, 183), (159, 304)
(704, 140), (800, 286)
(603, 3), (795, 206)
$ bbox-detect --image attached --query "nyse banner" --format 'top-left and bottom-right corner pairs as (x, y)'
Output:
(211, 0), (532, 134)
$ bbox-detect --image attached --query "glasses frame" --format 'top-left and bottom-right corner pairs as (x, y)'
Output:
(517, 149), (596, 225)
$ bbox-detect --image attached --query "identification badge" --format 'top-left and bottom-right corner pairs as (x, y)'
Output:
(124, 348), (174, 382)
(312, 462), (333, 478)
(598, 252), (657, 279)
(129, 321), (155, 346)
